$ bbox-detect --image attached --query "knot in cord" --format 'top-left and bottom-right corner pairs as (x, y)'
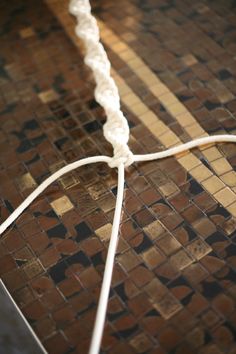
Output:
(103, 110), (134, 168)
(108, 143), (134, 168)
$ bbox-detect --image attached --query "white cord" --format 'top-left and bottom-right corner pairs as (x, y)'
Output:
(134, 134), (236, 162)
(0, 156), (111, 235)
(89, 164), (125, 354)
(1, 1), (236, 354)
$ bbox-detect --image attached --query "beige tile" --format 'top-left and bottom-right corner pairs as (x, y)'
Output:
(144, 220), (166, 241)
(95, 223), (112, 242)
(221, 171), (236, 188)
(202, 176), (225, 194)
(178, 153), (201, 170)
(127, 57), (144, 70)
(38, 89), (59, 103)
(140, 111), (157, 125)
(159, 130), (180, 147)
(227, 202), (236, 217)
(17, 173), (37, 192)
(19, 27), (35, 38)
(182, 54), (198, 66)
(214, 187), (236, 207)
(50, 196), (74, 216)
(159, 92), (178, 105)
(176, 112), (196, 127)
(200, 146), (222, 162)
(149, 83), (169, 97)
(130, 102), (149, 116)
(211, 158), (232, 175)
(190, 165), (213, 182)
(185, 124), (206, 138)
(141, 247), (165, 269)
(167, 102), (186, 116)
(149, 121), (168, 136)
(122, 92), (139, 106)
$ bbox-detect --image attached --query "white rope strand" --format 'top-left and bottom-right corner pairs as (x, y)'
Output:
(69, 0), (134, 168)
(0, 156), (111, 235)
(134, 134), (236, 162)
(89, 163), (125, 354)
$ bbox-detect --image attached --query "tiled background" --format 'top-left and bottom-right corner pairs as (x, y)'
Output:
(0, 0), (236, 353)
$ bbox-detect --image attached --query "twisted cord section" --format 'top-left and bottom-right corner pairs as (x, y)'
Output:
(69, 0), (134, 168)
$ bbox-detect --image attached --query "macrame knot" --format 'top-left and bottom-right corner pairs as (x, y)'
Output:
(109, 143), (134, 168)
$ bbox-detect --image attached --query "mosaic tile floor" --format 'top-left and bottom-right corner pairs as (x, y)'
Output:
(0, 0), (236, 353)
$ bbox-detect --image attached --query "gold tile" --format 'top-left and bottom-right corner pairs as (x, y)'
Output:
(156, 234), (181, 256)
(141, 247), (165, 269)
(17, 173), (37, 192)
(111, 41), (128, 53)
(190, 165), (213, 182)
(121, 32), (136, 42)
(178, 153), (201, 170)
(170, 249), (193, 270)
(117, 249), (141, 271)
(154, 292), (183, 319)
(143, 220), (166, 241)
(130, 102), (149, 116)
(95, 223), (112, 242)
(201, 176), (225, 194)
(149, 82), (169, 97)
(200, 146), (222, 162)
(186, 239), (212, 260)
(140, 111), (157, 125)
(129, 333), (152, 353)
(159, 181), (179, 197)
(23, 260), (43, 279)
(227, 201), (236, 217)
(60, 175), (79, 189)
(127, 57), (144, 70)
(149, 121), (168, 136)
(159, 130), (180, 147)
(119, 49), (136, 61)
(50, 196), (74, 216)
(211, 158), (232, 175)
(167, 102), (186, 116)
(221, 171), (236, 188)
(38, 89), (59, 103)
(217, 90), (234, 104)
(144, 278), (167, 301)
(176, 112), (196, 127)
(159, 92), (178, 105)
(19, 27), (35, 38)
(185, 124), (206, 138)
(182, 54), (198, 67)
(122, 92), (139, 106)
(214, 187), (236, 207)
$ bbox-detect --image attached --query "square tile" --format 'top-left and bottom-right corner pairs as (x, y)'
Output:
(50, 196), (74, 216)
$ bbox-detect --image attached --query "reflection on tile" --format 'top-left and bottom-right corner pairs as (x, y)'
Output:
(186, 239), (212, 260)
(154, 292), (183, 320)
(50, 196), (74, 216)
(19, 27), (35, 38)
(38, 90), (59, 103)
(17, 173), (37, 192)
(170, 250), (194, 270)
(95, 223), (112, 242)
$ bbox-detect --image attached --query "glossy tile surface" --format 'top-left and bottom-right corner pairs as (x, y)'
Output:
(0, 0), (236, 353)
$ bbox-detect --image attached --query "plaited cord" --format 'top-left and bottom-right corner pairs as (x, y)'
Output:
(0, 1), (236, 354)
